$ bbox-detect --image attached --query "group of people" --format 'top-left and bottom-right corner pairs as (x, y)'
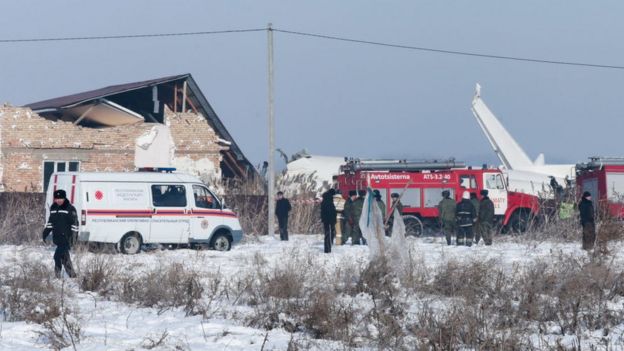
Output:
(41, 186), (598, 280)
(438, 189), (495, 247)
(276, 189), (403, 253)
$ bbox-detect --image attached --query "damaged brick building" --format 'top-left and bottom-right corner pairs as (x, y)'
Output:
(0, 74), (255, 192)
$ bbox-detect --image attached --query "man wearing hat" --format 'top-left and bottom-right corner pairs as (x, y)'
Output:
(342, 190), (357, 244)
(373, 189), (386, 217)
(455, 191), (477, 246)
(438, 190), (456, 245)
(476, 189), (495, 246)
(42, 189), (78, 278)
(578, 191), (595, 250)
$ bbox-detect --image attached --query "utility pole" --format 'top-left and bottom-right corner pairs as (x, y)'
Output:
(267, 23), (276, 238)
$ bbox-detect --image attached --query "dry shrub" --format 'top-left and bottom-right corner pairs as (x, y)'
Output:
(595, 220), (624, 255)
(79, 255), (118, 295)
(117, 263), (205, 316)
(0, 192), (45, 244)
(0, 260), (61, 323)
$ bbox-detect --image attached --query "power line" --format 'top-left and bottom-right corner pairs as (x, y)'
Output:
(0, 28), (265, 43)
(0, 26), (622, 70)
(273, 28), (624, 70)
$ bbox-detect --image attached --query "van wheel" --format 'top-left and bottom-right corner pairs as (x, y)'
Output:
(403, 215), (424, 237)
(119, 233), (142, 254)
(211, 232), (232, 251)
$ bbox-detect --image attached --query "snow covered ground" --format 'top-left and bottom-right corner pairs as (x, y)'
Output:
(1, 234), (624, 350)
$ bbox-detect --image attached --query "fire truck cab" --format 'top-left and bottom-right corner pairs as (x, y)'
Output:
(576, 157), (624, 219)
(336, 159), (539, 236)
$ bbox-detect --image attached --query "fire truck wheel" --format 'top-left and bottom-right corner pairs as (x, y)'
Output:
(509, 210), (531, 234)
(119, 232), (142, 255)
(403, 215), (424, 237)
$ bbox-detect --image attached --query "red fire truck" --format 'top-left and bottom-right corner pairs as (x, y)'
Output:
(576, 157), (624, 219)
(336, 159), (540, 236)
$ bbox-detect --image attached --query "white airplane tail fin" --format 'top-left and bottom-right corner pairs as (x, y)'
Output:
(471, 84), (534, 170)
(534, 153), (545, 166)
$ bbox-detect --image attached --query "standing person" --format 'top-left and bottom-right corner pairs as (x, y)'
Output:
(456, 191), (477, 246)
(390, 193), (404, 214)
(578, 191), (596, 250)
(438, 190), (457, 245)
(470, 192), (480, 217)
(320, 189), (337, 253)
(342, 190), (357, 244)
(476, 189), (495, 246)
(373, 190), (386, 216)
(275, 191), (292, 241)
(351, 190), (366, 245)
(387, 192), (404, 235)
(42, 189), (78, 279)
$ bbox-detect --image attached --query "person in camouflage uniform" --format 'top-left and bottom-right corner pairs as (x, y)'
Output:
(373, 190), (386, 216)
(437, 190), (457, 245)
(475, 189), (495, 246)
(350, 190), (366, 245)
(342, 190), (357, 244)
(387, 192), (404, 236)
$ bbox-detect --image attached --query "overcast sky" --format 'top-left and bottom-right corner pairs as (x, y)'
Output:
(1, 1), (623, 168)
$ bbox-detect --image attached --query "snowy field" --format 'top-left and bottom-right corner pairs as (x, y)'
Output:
(1, 234), (624, 350)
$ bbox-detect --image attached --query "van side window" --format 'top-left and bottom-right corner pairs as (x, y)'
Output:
(193, 185), (219, 209)
(151, 185), (187, 207)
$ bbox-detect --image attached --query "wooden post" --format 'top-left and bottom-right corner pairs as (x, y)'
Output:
(182, 81), (187, 113)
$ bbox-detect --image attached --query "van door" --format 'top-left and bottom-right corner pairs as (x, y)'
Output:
(483, 173), (508, 215)
(189, 185), (222, 241)
(149, 184), (191, 244)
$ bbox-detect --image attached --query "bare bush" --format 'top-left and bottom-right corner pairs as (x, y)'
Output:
(117, 263), (205, 316)
(78, 255), (118, 296)
(0, 260), (61, 323)
(0, 193), (45, 244)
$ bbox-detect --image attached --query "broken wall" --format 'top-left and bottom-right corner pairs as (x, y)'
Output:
(0, 106), (225, 192)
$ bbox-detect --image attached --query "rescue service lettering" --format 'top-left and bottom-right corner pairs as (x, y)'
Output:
(114, 189), (145, 202)
(369, 174), (410, 181)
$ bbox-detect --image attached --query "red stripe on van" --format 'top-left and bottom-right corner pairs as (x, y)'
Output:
(85, 209), (237, 218)
(70, 175), (76, 203)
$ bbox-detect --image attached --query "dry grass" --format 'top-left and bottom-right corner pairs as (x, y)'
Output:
(0, 193), (45, 244)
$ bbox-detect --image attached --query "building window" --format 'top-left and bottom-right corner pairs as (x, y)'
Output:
(43, 161), (80, 192)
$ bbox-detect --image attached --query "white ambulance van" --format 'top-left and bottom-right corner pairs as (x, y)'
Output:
(45, 171), (243, 254)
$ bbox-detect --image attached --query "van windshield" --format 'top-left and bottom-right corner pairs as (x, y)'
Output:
(152, 185), (187, 207)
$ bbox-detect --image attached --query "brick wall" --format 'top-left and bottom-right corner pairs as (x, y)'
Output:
(0, 106), (226, 192)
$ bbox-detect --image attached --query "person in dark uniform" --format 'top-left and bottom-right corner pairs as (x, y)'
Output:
(476, 189), (495, 246)
(42, 189), (78, 278)
(320, 189), (337, 253)
(456, 191), (477, 246)
(275, 191), (292, 241)
(578, 191), (596, 250)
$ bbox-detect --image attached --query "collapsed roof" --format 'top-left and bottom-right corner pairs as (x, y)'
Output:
(24, 74), (255, 178)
